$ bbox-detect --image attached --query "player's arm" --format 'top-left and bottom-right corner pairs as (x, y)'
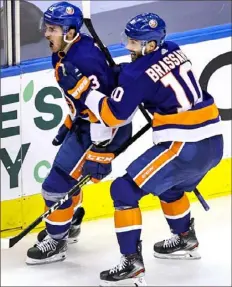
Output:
(85, 84), (140, 127)
(55, 61), (145, 127)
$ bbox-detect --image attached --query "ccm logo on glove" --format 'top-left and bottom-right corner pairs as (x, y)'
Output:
(86, 151), (115, 164)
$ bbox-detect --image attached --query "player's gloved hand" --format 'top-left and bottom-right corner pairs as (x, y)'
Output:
(55, 61), (91, 103)
(82, 145), (115, 182)
(52, 115), (73, 146)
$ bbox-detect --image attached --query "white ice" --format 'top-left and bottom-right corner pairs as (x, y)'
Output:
(1, 195), (231, 286)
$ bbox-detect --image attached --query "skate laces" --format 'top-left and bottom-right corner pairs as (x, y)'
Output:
(36, 237), (58, 253)
(163, 234), (180, 248)
(109, 256), (128, 274)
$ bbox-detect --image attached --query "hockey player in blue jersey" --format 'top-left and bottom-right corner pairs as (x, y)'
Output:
(54, 12), (224, 285)
(26, 2), (132, 265)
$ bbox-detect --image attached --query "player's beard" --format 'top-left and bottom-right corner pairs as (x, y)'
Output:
(130, 50), (143, 62)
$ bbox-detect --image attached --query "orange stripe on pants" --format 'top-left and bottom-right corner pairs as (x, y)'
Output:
(134, 142), (184, 187)
(160, 193), (190, 219)
(115, 208), (142, 232)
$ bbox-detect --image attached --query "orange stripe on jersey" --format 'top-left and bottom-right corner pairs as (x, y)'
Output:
(160, 193), (190, 218)
(64, 114), (73, 129)
(100, 98), (125, 127)
(81, 109), (99, 123)
(45, 204), (74, 223)
(55, 60), (62, 82)
(114, 208), (142, 228)
(134, 142), (184, 187)
(153, 103), (219, 127)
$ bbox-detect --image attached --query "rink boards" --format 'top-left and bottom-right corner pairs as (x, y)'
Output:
(1, 24), (231, 237)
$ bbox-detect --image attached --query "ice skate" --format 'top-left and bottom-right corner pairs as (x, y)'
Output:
(153, 218), (200, 260)
(26, 236), (67, 265)
(37, 206), (85, 244)
(100, 242), (146, 286)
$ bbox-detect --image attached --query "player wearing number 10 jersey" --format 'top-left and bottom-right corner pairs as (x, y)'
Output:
(74, 12), (224, 285)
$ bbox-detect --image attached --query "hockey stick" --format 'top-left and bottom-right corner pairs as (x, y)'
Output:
(82, 1), (210, 212)
(1, 122), (151, 250)
(82, 0), (152, 125)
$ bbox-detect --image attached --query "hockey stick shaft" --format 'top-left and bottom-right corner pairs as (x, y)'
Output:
(82, 2), (209, 212)
(193, 188), (210, 211)
(82, 4), (209, 211)
(2, 175), (91, 249)
(1, 122), (151, 249)
(82, 4), (152, 124)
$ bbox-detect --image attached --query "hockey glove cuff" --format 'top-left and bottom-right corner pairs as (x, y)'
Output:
(82, 146), (115, 182)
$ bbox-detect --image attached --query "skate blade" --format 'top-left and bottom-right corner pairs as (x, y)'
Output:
(68, 237), (79, 244)
(100, 275), (147, 286)
(154, 248), (201, 260)
(25, 252), (66, 265)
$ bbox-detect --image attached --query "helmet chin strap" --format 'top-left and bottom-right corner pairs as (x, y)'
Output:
(58, 33), (80, 58)
(142, 46), (146, 56)
(141, 41), (147, 56)
(141, 40), (159, 56)
(63, 33), (80, 44)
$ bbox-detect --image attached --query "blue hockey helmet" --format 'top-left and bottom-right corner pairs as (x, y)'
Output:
(43, 1), (83, 34)
(125, 13), (166, 46)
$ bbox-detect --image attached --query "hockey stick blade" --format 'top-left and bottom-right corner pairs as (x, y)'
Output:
(1, 238), (10, 249)
(0, 175), (91, 249)
(0, 121), (151, 250)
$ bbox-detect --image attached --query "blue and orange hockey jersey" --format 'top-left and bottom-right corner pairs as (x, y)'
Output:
(85, 41), (222, 143)
(52, 33), (117, 142)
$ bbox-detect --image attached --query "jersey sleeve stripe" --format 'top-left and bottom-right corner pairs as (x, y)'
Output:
(100, 98), (125, 127)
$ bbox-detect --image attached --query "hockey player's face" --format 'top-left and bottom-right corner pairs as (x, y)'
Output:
(126, 38), (143, 61)
(44, 24), (64, 52)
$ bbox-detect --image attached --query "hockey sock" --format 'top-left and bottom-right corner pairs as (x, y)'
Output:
(114, 207), (142, 255)
(160, 193), (191, 234)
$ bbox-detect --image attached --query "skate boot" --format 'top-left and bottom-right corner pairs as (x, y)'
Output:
(26, 236), (67, 265)
(37, 206), (85, 244)
(100, 241), (147, 286)
(153, 218), (200, 260)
